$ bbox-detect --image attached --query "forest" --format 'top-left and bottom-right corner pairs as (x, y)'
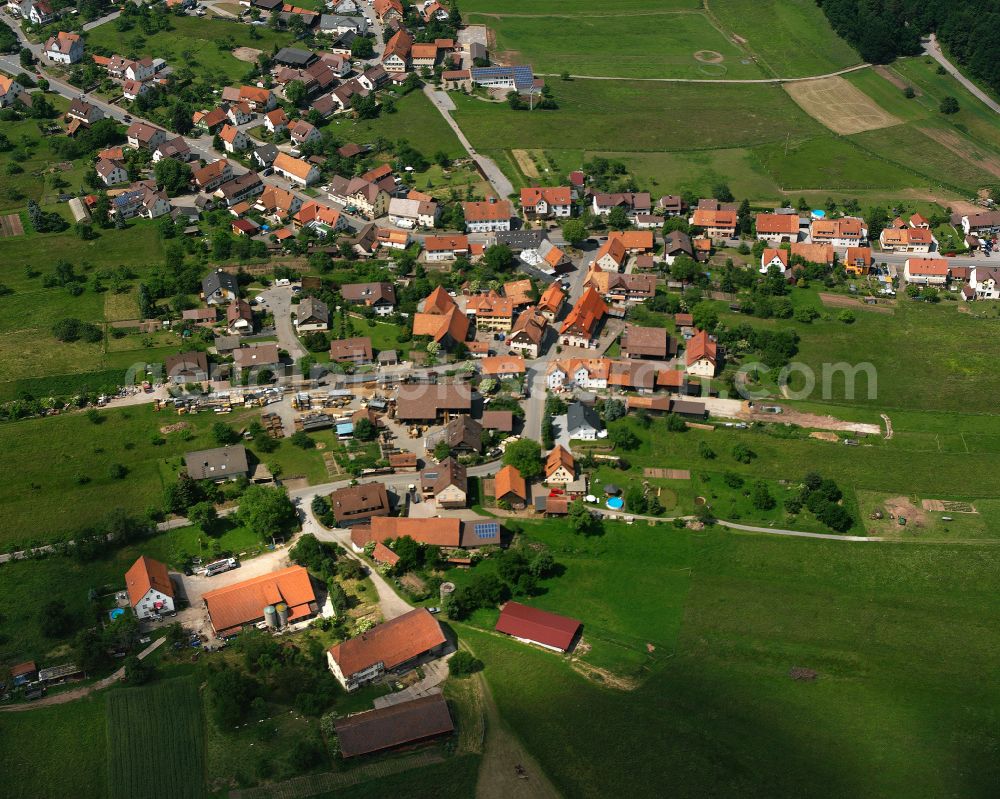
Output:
(818, 0), (1000, 95)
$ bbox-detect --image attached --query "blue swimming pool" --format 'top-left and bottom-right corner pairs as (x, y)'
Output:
(606, 497), (624, 510)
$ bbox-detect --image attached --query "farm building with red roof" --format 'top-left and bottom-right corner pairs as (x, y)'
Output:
(495, 601), (581, 652)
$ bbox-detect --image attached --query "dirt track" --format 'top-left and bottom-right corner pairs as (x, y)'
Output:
(746, 405), (881, 435)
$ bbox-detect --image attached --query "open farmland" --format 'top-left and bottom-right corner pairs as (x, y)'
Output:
(460, 527), (1000, 799)
(0, 697), (109, 799)
(708, 0), (863, 77)
(107, 678), (206, 799)
(784, 76), (901, 134)
(466, 10), (761, 80)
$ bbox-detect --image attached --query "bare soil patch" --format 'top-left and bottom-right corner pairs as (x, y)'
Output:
(809, 431), (839, 442)
(918, 125), (1000, 179)
(644, 468), (690, 479)
(785, 76), (901, 135)
(746, 405), (881, 435)
(0, 213), (24, 238)
(882, 495), (930, 527)
(159, 421), (191, 435)
(511, 149), (540, 179)
(231, 46), (262, 63)
(819, 292), (894, 314)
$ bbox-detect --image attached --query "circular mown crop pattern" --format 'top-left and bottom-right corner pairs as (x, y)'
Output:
(694, 49), (724, 64)
(697, 63), (728, 77)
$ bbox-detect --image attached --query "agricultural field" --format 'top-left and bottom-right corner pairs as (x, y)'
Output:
(107, 677), (206, 799)
(0, 696), (109, 799)
(709, 0), (862, 77)
(466, 9), (761, 80)
(84, 15), (294, 84)
(460, 526), (1000, 799)
(335, 90), (465, 160)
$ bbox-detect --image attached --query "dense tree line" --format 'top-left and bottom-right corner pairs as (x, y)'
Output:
(819, 0), (1000, 96)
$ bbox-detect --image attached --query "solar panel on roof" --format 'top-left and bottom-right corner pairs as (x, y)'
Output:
(474, 522), (499, 540)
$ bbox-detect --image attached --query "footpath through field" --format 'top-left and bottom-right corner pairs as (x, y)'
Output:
(534, 62), (871, 84)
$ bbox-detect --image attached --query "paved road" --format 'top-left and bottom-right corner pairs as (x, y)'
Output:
(256, 284), (307, 360)
(923, 34), (1000, 115)
(533, 62), (871, 84)
(423, 83), (514, 198)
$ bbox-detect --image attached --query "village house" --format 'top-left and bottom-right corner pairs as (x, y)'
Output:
(126, 122), (167, 151)
(194, 159), (233, 192)
(495, 464), (528, 509)
(559, 287), (608, 348)
(424, 234), (469, 262)
(232, 343), (280, 370)
(203, 566), (318, 638)
(411, 287), (470, 349)
(584, 269), (657, 306)
(329, 336), (375, 364)
(421, 458), (468, 508)
(289, 119), (321, 147)
(591, 191), (651, 218)
(495, 602), (581, 652)
(219, 124), (250, 153)
(264, 108), (289, 134)
(760, 247), (790, 274)
(272, 152), (321, 187)
(0, 75), (24, 108)
(318, 13), (368, 35)
(95, 157), (129, 187)
(566, 401), (602, 440)
(608, 230), (655, 254)
(520, 186), (572, 219)
(382, 28), (413, 72)
(537, 282), (565, 322)
(464, 199), (513, 233)
(620, 324), (671, 360)
(257, 186), (301, 221)
(252, 143), (279, 171)
(184, 444), (251, 481)
(685, 330), (718, 377)
(164, 350), (210, 383)
(153, 136), (191, 163)
(226, 101), (254, 126)
(373, 0), (404, 22)
(328, 175), (390, 219)
(967, 266), (1000, 300)
(545, 445), (575, 485)
(194, 107), (228, 134)
(467, 291), (515, 332)
(394, 382), (473, 423)
(903, 257), (948, 286)
(377, 227), (410, 251)
(441, 69), (472, 91)
(663, 230), (694, 264)
(111, 182), (171, 220)
(125, 556), (175, 620)
(844, 246), (872, 275)
(215, 171), (265, 206)
(327, 608), (445, 691)
(122, 79), (154, 102)
(21, 0), (54, 25)
(236, 85), (277, 111)
(791, 242), (834, 267)
(427, 415), (482, 454)
(330, 482), (391, 526)
(691, 208), (737, 240)
(879, 226), (935, 253)
(202, 270), (239, 305)
(755, 212), (800, 244)
(341, 282), (396, 316)
(44, 31), (83, 64)
(811, 217), (866, 248)
(294, 200), (346, 236)
(546, 358), (610, 391)
(227, 299), (254, 335)
(480, 355), (526, 380)
(411, 42), (439, 69)
(388, 196), (439, 228)
(956, 211), (1000, 237)
(507, 308), (548, 359)
(657, 195), (685, 217)
(591, 237), (627, 273)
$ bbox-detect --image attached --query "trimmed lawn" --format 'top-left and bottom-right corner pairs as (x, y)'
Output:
(84, 15), (295, 85)
(460, 528), (1000, 799)
(467, 10), (762, 80)
(0, 696), (109, 799)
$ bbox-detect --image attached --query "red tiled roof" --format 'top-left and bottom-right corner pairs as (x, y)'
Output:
(202, 565), (316, 635)
(334, 693), (453, 757)
(124, 555), (174, 608)
(327, 607), (444, 676)
(495, 464), (527, 501)
(495, 601), (581, 651)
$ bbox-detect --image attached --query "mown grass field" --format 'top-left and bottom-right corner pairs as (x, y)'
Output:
(460, 527), (1000, 799)
(466, 9), (760, 80)
(709, 0), (862, 77)
(84, 15), (294, 84)
(334, 90), (465, 160)
(107, 677), (206, 799)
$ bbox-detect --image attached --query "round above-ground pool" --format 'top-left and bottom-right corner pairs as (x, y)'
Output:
(606, 497), (625, 510)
